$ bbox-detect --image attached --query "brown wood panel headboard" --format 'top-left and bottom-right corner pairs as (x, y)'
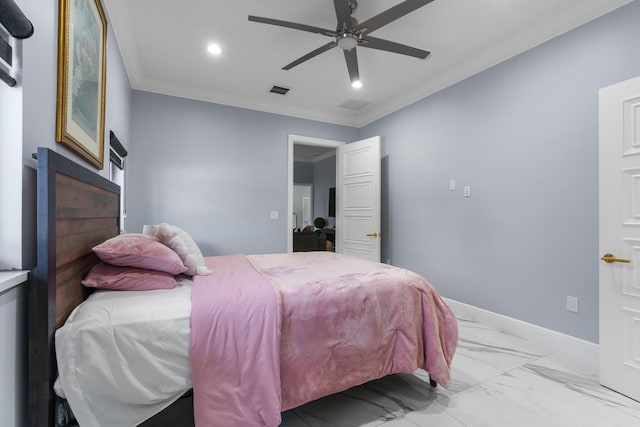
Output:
(28, 147), (120, 427)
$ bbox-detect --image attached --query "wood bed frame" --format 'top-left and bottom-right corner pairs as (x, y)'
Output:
(27, 148), (438, 427)
(28, 148), (194, 427)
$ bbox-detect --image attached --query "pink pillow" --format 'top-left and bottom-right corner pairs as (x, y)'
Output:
(82, 262), (178, 291)
(92, 233), (187, 275)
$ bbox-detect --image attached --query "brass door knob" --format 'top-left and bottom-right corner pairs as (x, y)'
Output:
(601, 253), (631, 264)
(366, 232), (380, 238)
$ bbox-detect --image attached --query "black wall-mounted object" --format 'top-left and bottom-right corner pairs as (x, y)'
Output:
(109, 131), (128, 170)
(0, 65), (15, 86)
(0, 0), (34, 39)
(0, 34), (11, 65)
(109, 131), (128, 157)
(328, 187), (336, 217)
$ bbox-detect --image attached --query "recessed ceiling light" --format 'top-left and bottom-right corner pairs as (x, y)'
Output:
(351, 80), (362, 89)
(207, 43), (222, 55)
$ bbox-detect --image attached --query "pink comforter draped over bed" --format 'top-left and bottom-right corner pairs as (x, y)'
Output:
(190, 255), (282, 427)
(191, 252), (458, 427)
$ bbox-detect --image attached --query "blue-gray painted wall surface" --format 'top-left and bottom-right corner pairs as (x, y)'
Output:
(294, 161), (314, 184)
(126, 91), (359, 255)
(6, 1), (132, 425)
(127, 2), (640, 342)
(359, 0), (640, 342)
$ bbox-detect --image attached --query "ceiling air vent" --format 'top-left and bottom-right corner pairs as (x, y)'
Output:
(269, 85), (290, 95)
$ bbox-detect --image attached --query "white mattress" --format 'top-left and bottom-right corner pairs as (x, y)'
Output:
(55, 280), (193, 427)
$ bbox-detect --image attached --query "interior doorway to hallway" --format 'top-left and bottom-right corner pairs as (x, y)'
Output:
(287, 135), (344, 253)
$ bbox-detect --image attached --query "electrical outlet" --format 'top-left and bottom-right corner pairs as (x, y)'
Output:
(384, 258), (391, 264)
(566, 296), (579, 313)
(464, 186), (471, 197)
(270, 210), (279, 220)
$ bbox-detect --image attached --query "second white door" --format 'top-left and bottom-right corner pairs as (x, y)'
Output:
(336, 136), (381, 262)
(599, 75), (640, 402)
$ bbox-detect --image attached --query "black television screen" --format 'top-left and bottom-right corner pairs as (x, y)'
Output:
(328, 187), (336, 217)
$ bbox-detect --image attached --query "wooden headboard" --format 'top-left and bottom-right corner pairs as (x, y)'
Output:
(28, 147), (120, 427)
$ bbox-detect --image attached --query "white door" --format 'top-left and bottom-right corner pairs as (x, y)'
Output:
(302, 196), (311, 228)
(599, 75), (640, 402)
(336, 136), (381, 262)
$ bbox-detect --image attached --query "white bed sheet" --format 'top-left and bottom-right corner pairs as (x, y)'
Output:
(55, 280), (193, 427)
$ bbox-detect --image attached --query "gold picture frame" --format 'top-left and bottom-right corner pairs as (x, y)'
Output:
(55, 0), (107, 169)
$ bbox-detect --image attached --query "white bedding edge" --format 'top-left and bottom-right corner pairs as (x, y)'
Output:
(55, 281), (193, 427)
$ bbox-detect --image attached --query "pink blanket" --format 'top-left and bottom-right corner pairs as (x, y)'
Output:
(191, 252), (458, 426)
(190, 255), (282, 427)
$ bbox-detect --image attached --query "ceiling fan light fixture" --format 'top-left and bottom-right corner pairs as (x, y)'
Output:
(337, 33), (358, 51)
(351, 80), (362, 89)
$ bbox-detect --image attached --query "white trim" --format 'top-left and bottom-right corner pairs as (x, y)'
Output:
(287, 135), (345, 252)
(0, 271), (28, 294)
(444, 298), (600, 378)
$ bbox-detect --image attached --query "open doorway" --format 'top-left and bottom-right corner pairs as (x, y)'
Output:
(287, 135), (344, 253)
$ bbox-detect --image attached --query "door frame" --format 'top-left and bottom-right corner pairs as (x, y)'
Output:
(287, 134), (345, 252)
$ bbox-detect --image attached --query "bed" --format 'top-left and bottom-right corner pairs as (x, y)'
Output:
(28, 147), (458, 427)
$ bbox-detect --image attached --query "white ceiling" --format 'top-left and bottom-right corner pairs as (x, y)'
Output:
(103, 0), (631, 128)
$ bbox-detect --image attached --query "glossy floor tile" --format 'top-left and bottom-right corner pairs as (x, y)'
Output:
(280, 316), (640, 427)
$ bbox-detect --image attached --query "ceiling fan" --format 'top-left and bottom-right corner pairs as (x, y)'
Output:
(248, 0), (434, 87)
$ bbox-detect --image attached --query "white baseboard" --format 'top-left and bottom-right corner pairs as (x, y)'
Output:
(444, 298), (599, 378)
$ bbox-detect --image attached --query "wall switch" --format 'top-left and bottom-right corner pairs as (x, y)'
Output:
(270, 210), (279, 220)
(566, 296), (579, 313)
(464, 186), (471, 197)
(449, 179), (456, 191)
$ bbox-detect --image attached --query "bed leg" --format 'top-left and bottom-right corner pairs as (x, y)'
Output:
(429, 377), (437, 388)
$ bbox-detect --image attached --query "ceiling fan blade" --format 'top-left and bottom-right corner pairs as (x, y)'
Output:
(343, 48), (359, 83)
(248, 15), (336, 37)
(357, 0), (435, 34)
(333, 0), (353, 30)
(283, 41), (338, 70)
(361, 36), (430, 59)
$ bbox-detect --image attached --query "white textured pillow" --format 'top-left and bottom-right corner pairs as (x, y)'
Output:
(151, 223), (212, 276)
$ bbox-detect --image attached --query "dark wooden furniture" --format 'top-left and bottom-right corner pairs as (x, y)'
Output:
(293, 231), (326, 252)
(29, 148), (120, 427)
(320, 228), (335, 251)
(28, 148), (194, 427)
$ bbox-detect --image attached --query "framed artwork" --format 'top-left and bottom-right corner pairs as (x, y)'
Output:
(56, 0), (107, 169)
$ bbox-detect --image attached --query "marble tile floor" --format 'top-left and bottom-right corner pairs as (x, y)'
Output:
(279, 317), (640, 427)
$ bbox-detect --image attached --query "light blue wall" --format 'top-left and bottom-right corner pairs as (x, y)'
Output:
(126, 2), (639, 342)
(19, 0), (132, 269)
(293, 161), (314, 184)
(359, 0), (640, 343)
(20, 2), (132, 179)
(0, 1), (131, 425)
(126, 91), (359, 255)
